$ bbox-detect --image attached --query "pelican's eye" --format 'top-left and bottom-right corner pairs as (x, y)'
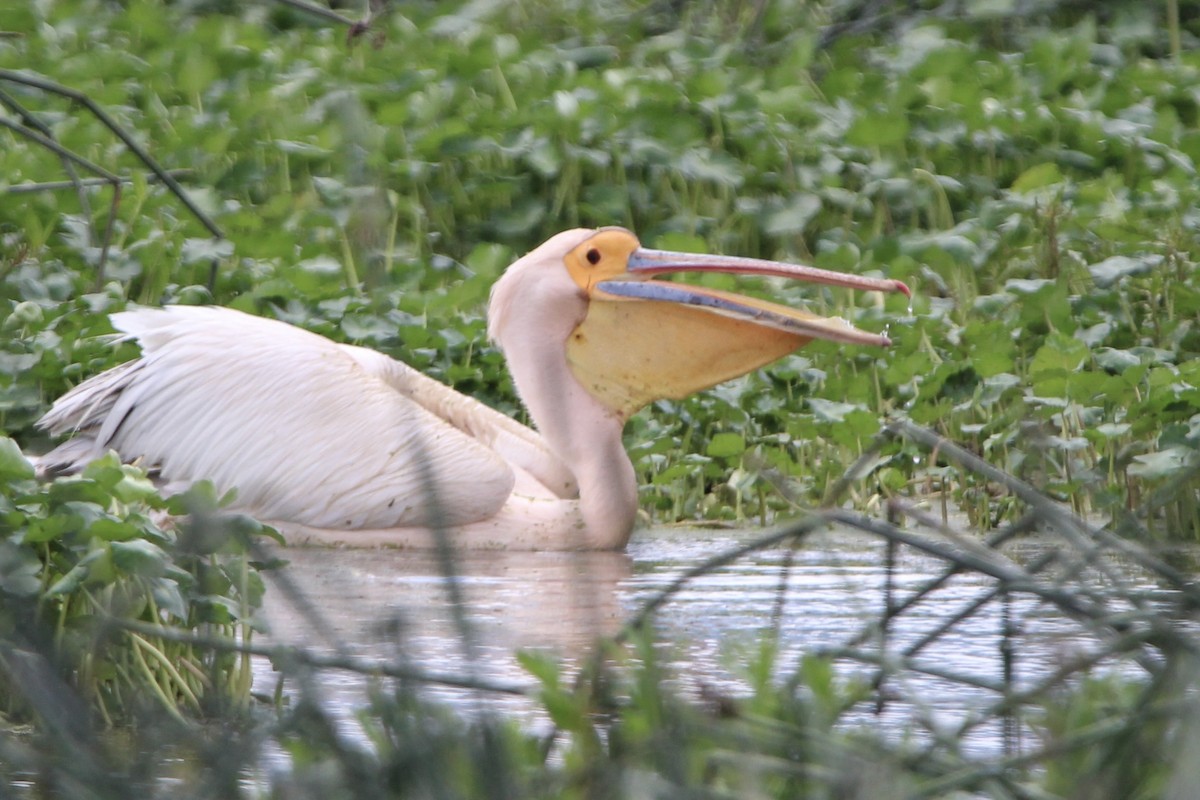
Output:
(565, 228), (640, 292)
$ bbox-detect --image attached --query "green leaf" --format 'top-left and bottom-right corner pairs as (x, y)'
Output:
(1127, 447), (1197, 480)
(195, 594), (241, 624)
(274, 140), (332, 158)
(807, 398), (861, 423)
(85, 517), (142, 543)
(1030, 332), (1089, 376)
(46, 548), (111, 595)
(1094, 348), (1141, 374)
(149, 577), (189, 621)
(1094, 423), (1131, 439)
(540, 686), (586, 732)
(0, 437), (35, 482)
(1089, 255), (1158, 288)
(181, 238), (235, 265)
(706, 432), (746, 459)
(111, 539), (169, 577)
(516, 649), (561, 689)
(843, 409), (881, 438)
(980, 373), (1021, 407)
(1010, 162), (1063, 193)
(764, 195), (822, 236)
(47, 563), (90, 596)
(846, 110), (909, 147)
(0, 541), (42, 597)
(22, 514), (77, 544)
(652, 232), (708, 254)
(81, 453), (127, 489)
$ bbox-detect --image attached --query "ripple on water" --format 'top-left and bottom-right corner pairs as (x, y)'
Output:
(255, 526), (1164, 758)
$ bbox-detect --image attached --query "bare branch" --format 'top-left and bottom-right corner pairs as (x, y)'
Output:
(2, 169), (193, 195)
(0, 69), (224, 241)
(102, 615), (534, 697)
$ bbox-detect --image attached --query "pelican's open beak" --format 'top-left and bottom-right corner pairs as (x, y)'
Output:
(563, 227), (911, 418)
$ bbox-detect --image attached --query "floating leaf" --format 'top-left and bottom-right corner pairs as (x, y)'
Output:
(706, 432), (746, 459)
(1005, 278), (1055, 294)
(0, 437), (34, 482)
(111, 539), (169, 577)
(1094, 348), (1141, 374)
(1127, 447), (1197, 479)
(1094, 423), (1132, 439)
(764, 195), (822, 236)
(180, 238), (235, 265)
(808, 398), (861, 423)
(1011, 162), (1063, 193)
(0, 541), (41, 597)
(1030, 332), (1089, 376)
(1089, 255), (1159, 288)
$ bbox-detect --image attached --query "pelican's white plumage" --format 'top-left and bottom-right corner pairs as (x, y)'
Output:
(39, 305), (591, 547)
(39, 227), (909, 550)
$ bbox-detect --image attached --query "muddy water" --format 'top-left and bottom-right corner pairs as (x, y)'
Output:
(255, 526), (1146, 752)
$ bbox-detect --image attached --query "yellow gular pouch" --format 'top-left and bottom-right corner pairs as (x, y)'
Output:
(565, 286), (812, 420)
(558, 226), (899, 420)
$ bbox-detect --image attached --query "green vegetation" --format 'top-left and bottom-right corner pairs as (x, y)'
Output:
(2, 0), (1198, 537)
(3, 0), (1200, 797)
(0, 441), (266, 724)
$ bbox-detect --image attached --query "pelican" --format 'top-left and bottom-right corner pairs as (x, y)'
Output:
(38, 227), (909, 550)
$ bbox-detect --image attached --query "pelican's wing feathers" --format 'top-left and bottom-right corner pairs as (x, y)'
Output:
(39, 306), (530, 530)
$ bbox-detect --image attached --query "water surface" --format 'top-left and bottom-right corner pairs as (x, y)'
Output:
(255, 524), (1159, 753)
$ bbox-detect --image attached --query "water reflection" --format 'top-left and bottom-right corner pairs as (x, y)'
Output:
(260, 547), (633, 655)
(255, 525), (1161, 753)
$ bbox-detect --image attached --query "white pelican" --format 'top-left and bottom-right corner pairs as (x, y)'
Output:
(38, 227), (909, 550)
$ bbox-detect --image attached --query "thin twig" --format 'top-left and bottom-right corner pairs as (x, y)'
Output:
(817, 0), (915, 50)
(0, 70), (222, 240)
(102, 615), (533, 696)
(895, 500), (1130, 628)
(271, 0), (391, 43)
(825, 509), (1193, 679)
(0, 119), (121, 186)
(814, 645), (1009, 694)
(1, 169), (193, 194)
(0, 116), (120, 279)
(0, 85), (95, 229)
(616, 512), (834, 643)
(1, 69), (226, 288)
(886, 418), (1198, 597)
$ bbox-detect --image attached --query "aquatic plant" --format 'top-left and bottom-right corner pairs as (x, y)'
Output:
(2, 0), (1200, 796)
(0, 440), (266, 724)
(4, 0), (1199, 538)
(5, 421), (1200, 798)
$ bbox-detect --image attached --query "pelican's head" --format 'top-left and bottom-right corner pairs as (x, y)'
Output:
(490, 226), (910, 420)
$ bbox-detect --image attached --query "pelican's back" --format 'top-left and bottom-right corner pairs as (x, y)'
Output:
(39, 306), (517, 531)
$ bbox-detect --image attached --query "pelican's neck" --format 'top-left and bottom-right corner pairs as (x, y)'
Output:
(489, 237), (639, 549)
(503, 322), (638, 549)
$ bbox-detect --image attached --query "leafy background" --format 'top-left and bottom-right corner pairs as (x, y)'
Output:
(5, 2), (1200, 798)
(3, 0), (1200, 536)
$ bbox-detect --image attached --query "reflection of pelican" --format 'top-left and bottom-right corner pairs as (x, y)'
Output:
(261, 548), (635, 655)
(39, 227), (909, 550)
